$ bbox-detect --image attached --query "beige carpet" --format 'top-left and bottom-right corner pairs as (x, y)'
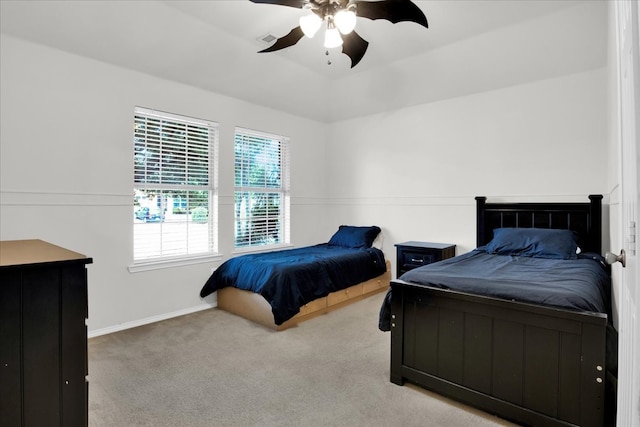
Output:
(88, 292), (517, 427)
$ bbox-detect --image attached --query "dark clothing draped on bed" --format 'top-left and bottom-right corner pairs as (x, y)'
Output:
(200, 244), (386, 325)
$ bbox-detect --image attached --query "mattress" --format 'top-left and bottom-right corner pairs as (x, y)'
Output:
(398, 249), (611, 314)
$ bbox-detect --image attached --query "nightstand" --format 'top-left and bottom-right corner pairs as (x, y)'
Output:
(395, 241), (456, 278)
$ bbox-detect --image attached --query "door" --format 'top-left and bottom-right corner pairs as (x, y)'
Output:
(615, 1), (639, 426)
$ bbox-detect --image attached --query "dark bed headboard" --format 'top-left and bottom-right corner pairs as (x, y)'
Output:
(476, 195), (603, 254)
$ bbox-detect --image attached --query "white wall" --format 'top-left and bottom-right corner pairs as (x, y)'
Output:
(0, 35), (328, 334)
(326, 68), (609, 275)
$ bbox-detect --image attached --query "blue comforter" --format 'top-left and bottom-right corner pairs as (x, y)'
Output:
(398, 249), (611, 313)
(200, 244), (387, 325)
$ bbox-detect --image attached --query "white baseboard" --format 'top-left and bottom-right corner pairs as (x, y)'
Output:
(88, 301), (217, 338)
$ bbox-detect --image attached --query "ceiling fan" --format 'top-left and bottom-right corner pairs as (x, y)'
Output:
(250, 0), (428, 68)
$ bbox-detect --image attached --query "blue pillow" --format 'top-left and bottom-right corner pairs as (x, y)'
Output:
(484, 227), (578, 260)
(328, 225), (381, 249)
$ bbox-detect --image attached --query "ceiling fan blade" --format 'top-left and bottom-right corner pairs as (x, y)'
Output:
(355, 0), (428, 28)
(249, 0), (307, 9)
(341, 31), (369, 68)
(258, 26), (306, 53)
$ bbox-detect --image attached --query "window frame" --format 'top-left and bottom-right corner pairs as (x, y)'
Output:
(233, 127), (290, 252)
(129, 107), (220, 272)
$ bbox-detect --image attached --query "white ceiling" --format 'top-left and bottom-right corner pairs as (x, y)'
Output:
(0, 0), (606, 122)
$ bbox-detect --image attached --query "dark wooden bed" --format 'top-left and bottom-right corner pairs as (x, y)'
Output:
(389, 195), (612, 427)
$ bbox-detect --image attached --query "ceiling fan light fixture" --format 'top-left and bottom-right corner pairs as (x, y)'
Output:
(334, 9), (356, 35)
(299, 13), (322, 38)
(249, 0), (429, 68)
(324, 25), (343, 48)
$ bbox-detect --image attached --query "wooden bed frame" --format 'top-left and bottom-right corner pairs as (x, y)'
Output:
(218, 260), (390, 330)
(390, 195), (610, 427)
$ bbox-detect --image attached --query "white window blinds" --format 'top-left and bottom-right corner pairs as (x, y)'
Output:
(234, 128), (290, 249)
(133, 107), (218, 262)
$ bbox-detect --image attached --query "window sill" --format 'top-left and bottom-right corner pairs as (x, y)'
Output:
(232, 243), (293, 255)
(128, 253), (222, 273)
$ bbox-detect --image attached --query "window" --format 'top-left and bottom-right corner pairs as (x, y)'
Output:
(133, 107), (218, 266)
(234, 128), (290, 250)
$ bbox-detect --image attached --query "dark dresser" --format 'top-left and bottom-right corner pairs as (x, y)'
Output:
(0, 240), (92, 427)
(395, 241), (456, 278)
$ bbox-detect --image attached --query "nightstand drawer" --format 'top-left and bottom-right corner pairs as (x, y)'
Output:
(395, 241), (456, 278)
(400, 251), (435, 268)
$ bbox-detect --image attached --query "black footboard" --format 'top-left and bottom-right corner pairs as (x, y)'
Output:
(390, 280), (608, 427)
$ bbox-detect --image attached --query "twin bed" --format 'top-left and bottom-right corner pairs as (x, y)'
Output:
(200, 195), (616, 426)
(387, 195), (616, 427)
(200, 225), (390, 330)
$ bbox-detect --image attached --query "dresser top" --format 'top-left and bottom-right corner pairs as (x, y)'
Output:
(0, 239), (90, 267)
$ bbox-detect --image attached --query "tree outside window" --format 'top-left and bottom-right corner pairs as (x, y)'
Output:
(234, 129), (290, 249)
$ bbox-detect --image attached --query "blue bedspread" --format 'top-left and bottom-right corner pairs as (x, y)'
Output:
(200, 244), (387, 325)
(398, 249), (611, 313)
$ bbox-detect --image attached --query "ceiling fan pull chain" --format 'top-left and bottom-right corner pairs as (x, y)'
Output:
(326, 50), (332, 65)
